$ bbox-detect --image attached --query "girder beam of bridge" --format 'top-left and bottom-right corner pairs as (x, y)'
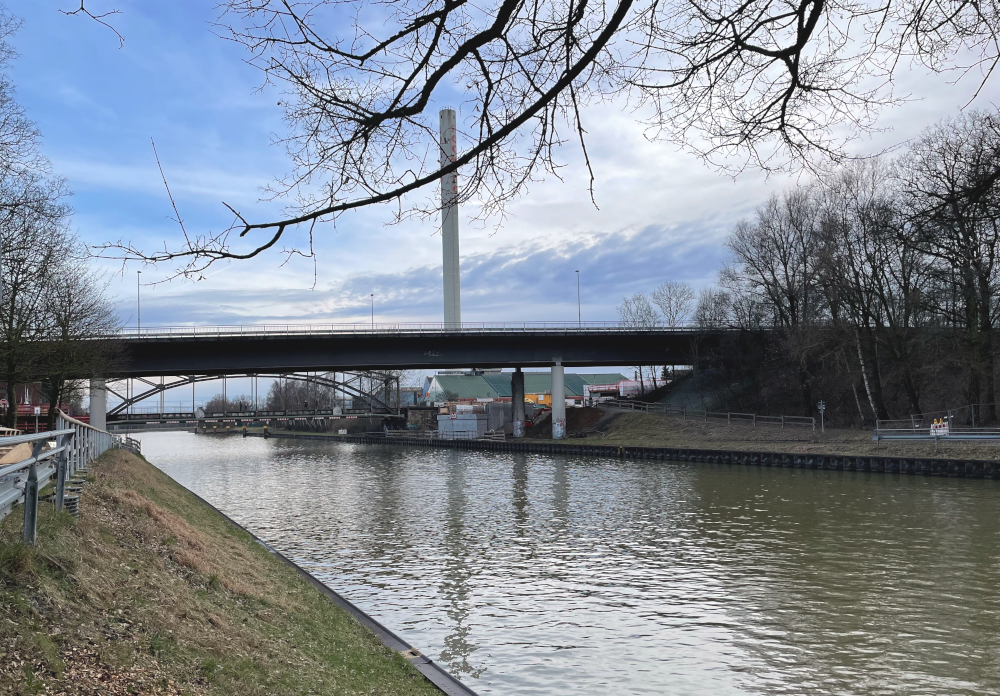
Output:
(105, 327), (723, 378)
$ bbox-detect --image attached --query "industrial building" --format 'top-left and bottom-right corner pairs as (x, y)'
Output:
(422, 370), (632, 405)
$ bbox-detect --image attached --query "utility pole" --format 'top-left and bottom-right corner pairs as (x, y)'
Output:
(576, 270), (581, 327)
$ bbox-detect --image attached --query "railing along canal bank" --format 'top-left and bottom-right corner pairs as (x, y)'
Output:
(245, 431), (1000, 479)
(875, 416), (1000, 447)
(605, 399), (816, 430)
(0, 411), (139, 544)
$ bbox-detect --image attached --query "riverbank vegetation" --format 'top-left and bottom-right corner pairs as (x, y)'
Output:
(624, 111), (1000, 427)
(0, 448), (439, 695)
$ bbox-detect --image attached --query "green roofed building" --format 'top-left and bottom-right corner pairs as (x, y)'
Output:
(423, 371), (628, 403)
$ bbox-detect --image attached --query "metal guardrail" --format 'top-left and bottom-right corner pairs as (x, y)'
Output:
(604, 400), (816, 430)
(112, 321), (716, 339)
(0, 429), (75, 541)
(117, 435), (142, 455)
(873, 417), (1000, 448)
(0, 411), (136, 545)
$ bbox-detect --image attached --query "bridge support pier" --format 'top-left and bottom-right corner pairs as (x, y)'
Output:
(512, 367), (525, 437)
(551, 360), (565, 439)
(89, 379), (107, 431)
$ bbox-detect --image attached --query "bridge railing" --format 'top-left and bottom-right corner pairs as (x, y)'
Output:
(604, 400), (816, 430)
(109, 408), (398, 422)
(114, 321), (718, 338)
(0, 412), (137, 545)
(377, 428), (506, 442)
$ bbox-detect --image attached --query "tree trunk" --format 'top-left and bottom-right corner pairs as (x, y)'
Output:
(3, 372), (17, 429)
(964, 265), (982, 418)
(45, 377), (64, 431)
(798, 365), (813, 417)
(855, 327), (889, 421)
(978, 275), (996, 423)
(865, 332), (891, 421)
(886, 333), (922, 415)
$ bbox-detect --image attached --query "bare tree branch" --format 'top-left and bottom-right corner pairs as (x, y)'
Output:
(60, 1), (124, 48)
(98, 0), (1000, 276)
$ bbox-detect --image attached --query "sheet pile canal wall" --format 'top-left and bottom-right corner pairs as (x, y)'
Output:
(245, 432), (1000, 479)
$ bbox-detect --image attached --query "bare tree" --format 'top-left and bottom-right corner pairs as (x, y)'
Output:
(651, 281), (695, 326)
(205, 393), (253, 414)
(693, 288), (731, 328)
(618, 293), (659, 390)
(726, 189), (822, 329)
(93, 0), (1000, 275)
(899, 111), (1000, 420)
(0, 10), (76, 427)
(814, 158), (934, 418)
(40, 252), (122, 430)
(617, 293), (659, 327)
(0, 188), (74, 427)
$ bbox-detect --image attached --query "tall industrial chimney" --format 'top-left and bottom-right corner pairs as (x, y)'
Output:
(439, 108), (461, 327)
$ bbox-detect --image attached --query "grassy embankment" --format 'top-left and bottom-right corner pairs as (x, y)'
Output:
(238, 407), (999, 459)
(0, 448), (440, 696)
(573, 410), (1000, 459)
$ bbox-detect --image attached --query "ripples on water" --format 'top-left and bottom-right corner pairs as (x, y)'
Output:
(136, 432), (1000, 695)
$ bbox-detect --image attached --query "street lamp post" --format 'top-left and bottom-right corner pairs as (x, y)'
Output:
(575, 270), (581, 327)
(137, 270), (141, 333)
(370, 293), (374, 328)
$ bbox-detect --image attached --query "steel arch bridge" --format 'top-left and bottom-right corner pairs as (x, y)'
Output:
(106, 371), (403, 417)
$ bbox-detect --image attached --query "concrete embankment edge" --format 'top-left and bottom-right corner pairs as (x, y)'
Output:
(247, 431), (1000, 479)
(155, 465), (480, 696)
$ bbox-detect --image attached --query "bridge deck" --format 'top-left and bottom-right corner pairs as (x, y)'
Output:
(102, 324), (727, 377)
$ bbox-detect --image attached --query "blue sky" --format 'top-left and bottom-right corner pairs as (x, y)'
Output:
(8, 2), (999, 405)
(12, 2), (995, 328)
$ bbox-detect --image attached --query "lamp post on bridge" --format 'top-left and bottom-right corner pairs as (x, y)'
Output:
(576, 270), (581, 327)
(136, 270), (141, 333)
(370, 293), (374, 329)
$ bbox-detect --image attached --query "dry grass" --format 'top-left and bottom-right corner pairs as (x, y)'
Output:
(576, 411), (1000, 460)
(0, 449), (440, 696)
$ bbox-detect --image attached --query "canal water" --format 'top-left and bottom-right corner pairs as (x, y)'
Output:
(136, 432), (1000, 695)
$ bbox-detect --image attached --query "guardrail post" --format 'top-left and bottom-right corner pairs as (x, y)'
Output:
(55, 434), (70, 513)
(22, 439), (49, 545)
(23, 461), (38, 545)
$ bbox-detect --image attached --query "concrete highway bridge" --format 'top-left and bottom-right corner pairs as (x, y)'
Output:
(110, 322), (723, 376)
(88, 322), (731, 439)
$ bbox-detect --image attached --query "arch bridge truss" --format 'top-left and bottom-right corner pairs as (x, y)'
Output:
(106, 371), (404, 418)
